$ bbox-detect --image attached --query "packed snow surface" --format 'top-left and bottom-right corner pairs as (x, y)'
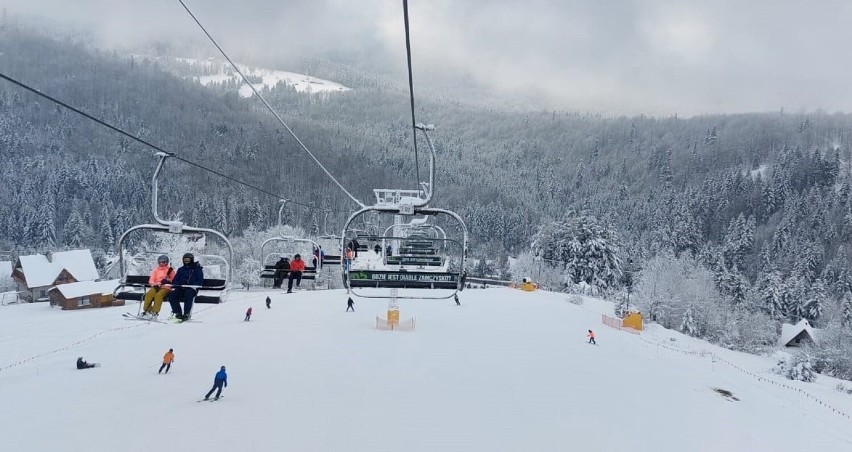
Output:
(1, 288), (851, 452)
(178, 57), (349, 97)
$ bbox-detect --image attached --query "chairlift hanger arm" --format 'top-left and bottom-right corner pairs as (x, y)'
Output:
(277, 199), (289, 227)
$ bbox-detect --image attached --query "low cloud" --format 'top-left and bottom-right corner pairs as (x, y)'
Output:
(4, 0), (852, 116)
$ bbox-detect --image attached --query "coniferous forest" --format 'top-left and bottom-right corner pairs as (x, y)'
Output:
(3, 22), (852, 377)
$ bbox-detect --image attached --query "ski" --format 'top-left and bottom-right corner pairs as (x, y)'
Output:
(197, 396), (224, 402)
(170, 318), (202, 324)
(123, 313), (167, 323)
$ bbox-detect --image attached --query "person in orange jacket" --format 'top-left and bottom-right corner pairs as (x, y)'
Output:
(159, 348), (175, 374)
(587, 330), (596, 345)
(343, 247), (354, 271)
(287, 254), (306, 293)
(142, 255), (174, 318)
(245, 307), (253, 321)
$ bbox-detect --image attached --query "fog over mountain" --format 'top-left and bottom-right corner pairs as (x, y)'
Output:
(4, 0), (852, 116)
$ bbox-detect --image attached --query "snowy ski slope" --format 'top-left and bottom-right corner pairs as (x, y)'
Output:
(1, 288), (851, 452)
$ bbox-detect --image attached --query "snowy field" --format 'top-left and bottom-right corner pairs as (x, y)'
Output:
(178, 58), (350, 97)
(1, 288), (852, 452)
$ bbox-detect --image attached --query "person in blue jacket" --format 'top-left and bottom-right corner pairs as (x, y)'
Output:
(168, 253), (204, 321)
(204, 365), (228, 400)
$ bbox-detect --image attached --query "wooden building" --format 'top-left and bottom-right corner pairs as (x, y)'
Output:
(11, 250), (100, 302)
(48, 279), (122, 310)
(778, 319), (819, 347)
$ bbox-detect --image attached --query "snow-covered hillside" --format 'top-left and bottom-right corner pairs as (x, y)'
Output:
(175, 57), (350, 97)
(1, 288), (851, 452)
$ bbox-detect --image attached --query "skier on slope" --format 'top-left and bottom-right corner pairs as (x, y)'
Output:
(204, 366), (228, 400)
(346, 297), (355, 312)
(245, 307), (253, 321)
(159, 348), (175, 374)
(76, 357), (97, 369)
(587, 330), (596, 345)
(265, 296), (271, 309)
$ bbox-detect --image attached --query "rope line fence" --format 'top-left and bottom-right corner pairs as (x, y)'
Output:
(0, 304), (217, 374)
(0, 322), (149, 373)
(635, 333), (851, 420)
(565, 296), (851, 421)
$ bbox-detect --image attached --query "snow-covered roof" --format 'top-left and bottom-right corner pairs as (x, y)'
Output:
(17, 254), (64, 287)
(50, 249), (99, 282)
(50, 279), (119, 299)
(779, 319), (818, 347)
(0, 261), (11, 278)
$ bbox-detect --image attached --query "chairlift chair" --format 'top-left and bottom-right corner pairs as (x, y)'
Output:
(314, 234), (343, 266)
(341, 124), (468, 300)
(113, 153), (233, 305)
(258, 235), (322, 289)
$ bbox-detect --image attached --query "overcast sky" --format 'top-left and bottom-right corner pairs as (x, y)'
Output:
(4, 0), (852, 116)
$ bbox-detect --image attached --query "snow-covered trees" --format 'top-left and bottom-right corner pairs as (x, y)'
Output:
(235, 257), (262, 290)
(509, 251), (565, 290)
(722, 214), (755, 271)
(756, 269), (785, 319)
(62, 209), (86, 248)
(530, 214), (622, 294)
(633, 252), (723, 337)
(809, 327), (852, 380)
(841, 291), (852, 328)
(774, 352), (817, 382)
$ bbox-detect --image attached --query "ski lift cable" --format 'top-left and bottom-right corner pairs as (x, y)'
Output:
(402, 0), (422, 191)
(0, 71), (325, 212)
(178, 0), (366, 209)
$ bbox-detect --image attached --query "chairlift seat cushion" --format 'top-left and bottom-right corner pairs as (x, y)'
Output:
(116, 291), (144, 301)
(386, 256), (442, 266)
(195, 294), (222, 304)
(398, 248), (437, 255)
(202, 279), (226, 289)
(124, 275), (150, 285)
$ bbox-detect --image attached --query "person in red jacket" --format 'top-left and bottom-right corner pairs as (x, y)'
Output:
(287, 254), (306, 293)
(587, 329), (596, 345)
(245, 307), (253, 321)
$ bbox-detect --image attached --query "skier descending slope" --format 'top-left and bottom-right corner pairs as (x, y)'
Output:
(203, 366), (228, 400)
(159, 349), (175, 374)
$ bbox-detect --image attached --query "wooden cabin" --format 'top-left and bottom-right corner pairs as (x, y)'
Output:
(48, 279), (123, 310)
(11, 250), (99, 302)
